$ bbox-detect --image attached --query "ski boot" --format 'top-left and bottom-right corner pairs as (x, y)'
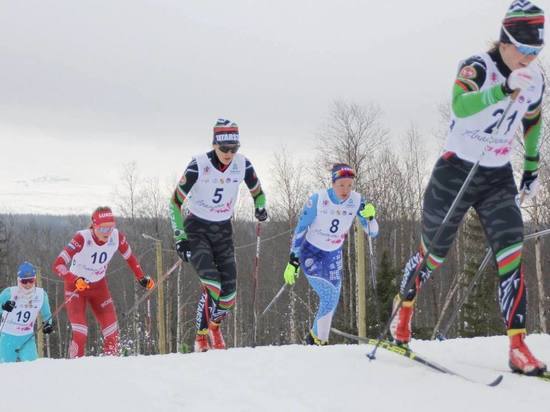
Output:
(194, 330), (210, 352)
(304, 330), (328, 346)
(389, 294), (415, 347)
(208, 321), (226, 350)
(509, 331), (547, 376)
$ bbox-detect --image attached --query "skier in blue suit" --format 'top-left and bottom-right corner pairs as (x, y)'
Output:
(283, 163), (379, 345)
(0, 262), (53, 362)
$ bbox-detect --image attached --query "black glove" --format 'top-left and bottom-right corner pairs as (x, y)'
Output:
(42, 322), (54, 334)
(1, 300), (15, 312)
(289, 252), (300, 269)
(283, 253), (301, 285)
(255, 208), (268, 222)
(502, 80), (515, 96)
(520, 169), (538, 191)
(139, 276), (155, 289)
(175, 239), (192, 262)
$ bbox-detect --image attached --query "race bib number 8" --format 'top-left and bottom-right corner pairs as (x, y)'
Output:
(329, 219), (340, 233)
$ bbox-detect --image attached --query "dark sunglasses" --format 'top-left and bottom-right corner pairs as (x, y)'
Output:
(218, 145), (240, 154)
(20, 278), (36, 285)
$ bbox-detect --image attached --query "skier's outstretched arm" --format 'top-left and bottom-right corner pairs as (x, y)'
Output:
(52, 232), (84, 280)
(0, 288), (11, 308)
(117, 231), (146, 282)
(169, 158), (198, 242)
(290, 194), (318, 257)
(244, 158), (267, 221)
(519, 83), (544, 200)
(452, 56), (506, 118)
(40, 293), (52, 325)
(282, 194), (318, 285)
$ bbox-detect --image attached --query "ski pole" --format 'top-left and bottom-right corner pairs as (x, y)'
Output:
(367, 97), (516, 360)
(366, 223), (381, 330)
(435, 226), (550, 340)
(252, 222), (262, 346)
(0, 311), (9, 335)
(122, 259), (182, 318)
(260, 284), (287, 317)
(15, 287), (78, 359)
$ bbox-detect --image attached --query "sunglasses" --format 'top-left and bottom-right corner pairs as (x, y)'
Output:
(20, 278), (35, 285)
(96, 226), (114, 234)
(332, 168), (356, 180)
(218, 145), (240, 154)
(503, 26), (543, 56)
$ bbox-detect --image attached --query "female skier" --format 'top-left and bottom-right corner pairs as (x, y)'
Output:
(283, 163), (378, 345)
(390, 0), (546, 376)
(169, 119), (267, 352)
(0, 262), (52, 362)
(53, 207), (154, 357)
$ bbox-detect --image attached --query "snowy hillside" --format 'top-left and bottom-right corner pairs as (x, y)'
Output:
(1, 334), (549, 412)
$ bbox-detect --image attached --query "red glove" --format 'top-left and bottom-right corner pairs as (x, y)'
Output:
(74, 277), (90, 292)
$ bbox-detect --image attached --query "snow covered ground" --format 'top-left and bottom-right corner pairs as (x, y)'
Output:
(1, 334), (549, 412)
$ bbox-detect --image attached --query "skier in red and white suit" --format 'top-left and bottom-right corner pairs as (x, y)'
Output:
(52, 207), (154, 358)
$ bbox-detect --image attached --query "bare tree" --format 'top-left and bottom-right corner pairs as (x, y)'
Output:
(270, 148), (311, 225)
(269, 147), (312, 343)
(315, 100), (388, 191)
(114, 162), (143, 220)
(141, 177), (170, 236)
(112, 161), (144, 354)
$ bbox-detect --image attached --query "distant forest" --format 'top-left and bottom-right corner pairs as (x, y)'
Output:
(1, 100), (549, 357)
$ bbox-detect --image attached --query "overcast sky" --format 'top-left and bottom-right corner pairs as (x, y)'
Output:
(1, 0), (548, 215)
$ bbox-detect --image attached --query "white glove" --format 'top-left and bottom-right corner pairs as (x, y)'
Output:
(506, 67), (536, 92)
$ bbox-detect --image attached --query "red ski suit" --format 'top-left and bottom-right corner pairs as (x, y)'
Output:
(53, 228), (144, 357)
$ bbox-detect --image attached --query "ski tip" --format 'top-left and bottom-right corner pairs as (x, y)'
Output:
(488, 374), (504, 387)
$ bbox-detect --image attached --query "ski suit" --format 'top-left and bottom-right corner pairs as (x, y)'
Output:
(291, 188), (379, 342)
(52, 228), (145, 357)
(399, 49), (544, 334)
(0, 286), (51, 362)
(169, 150), (265, 333)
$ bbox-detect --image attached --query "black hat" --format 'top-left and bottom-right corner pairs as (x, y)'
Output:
(212, 118), (239, 145)
(500, 1), (545, 46)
